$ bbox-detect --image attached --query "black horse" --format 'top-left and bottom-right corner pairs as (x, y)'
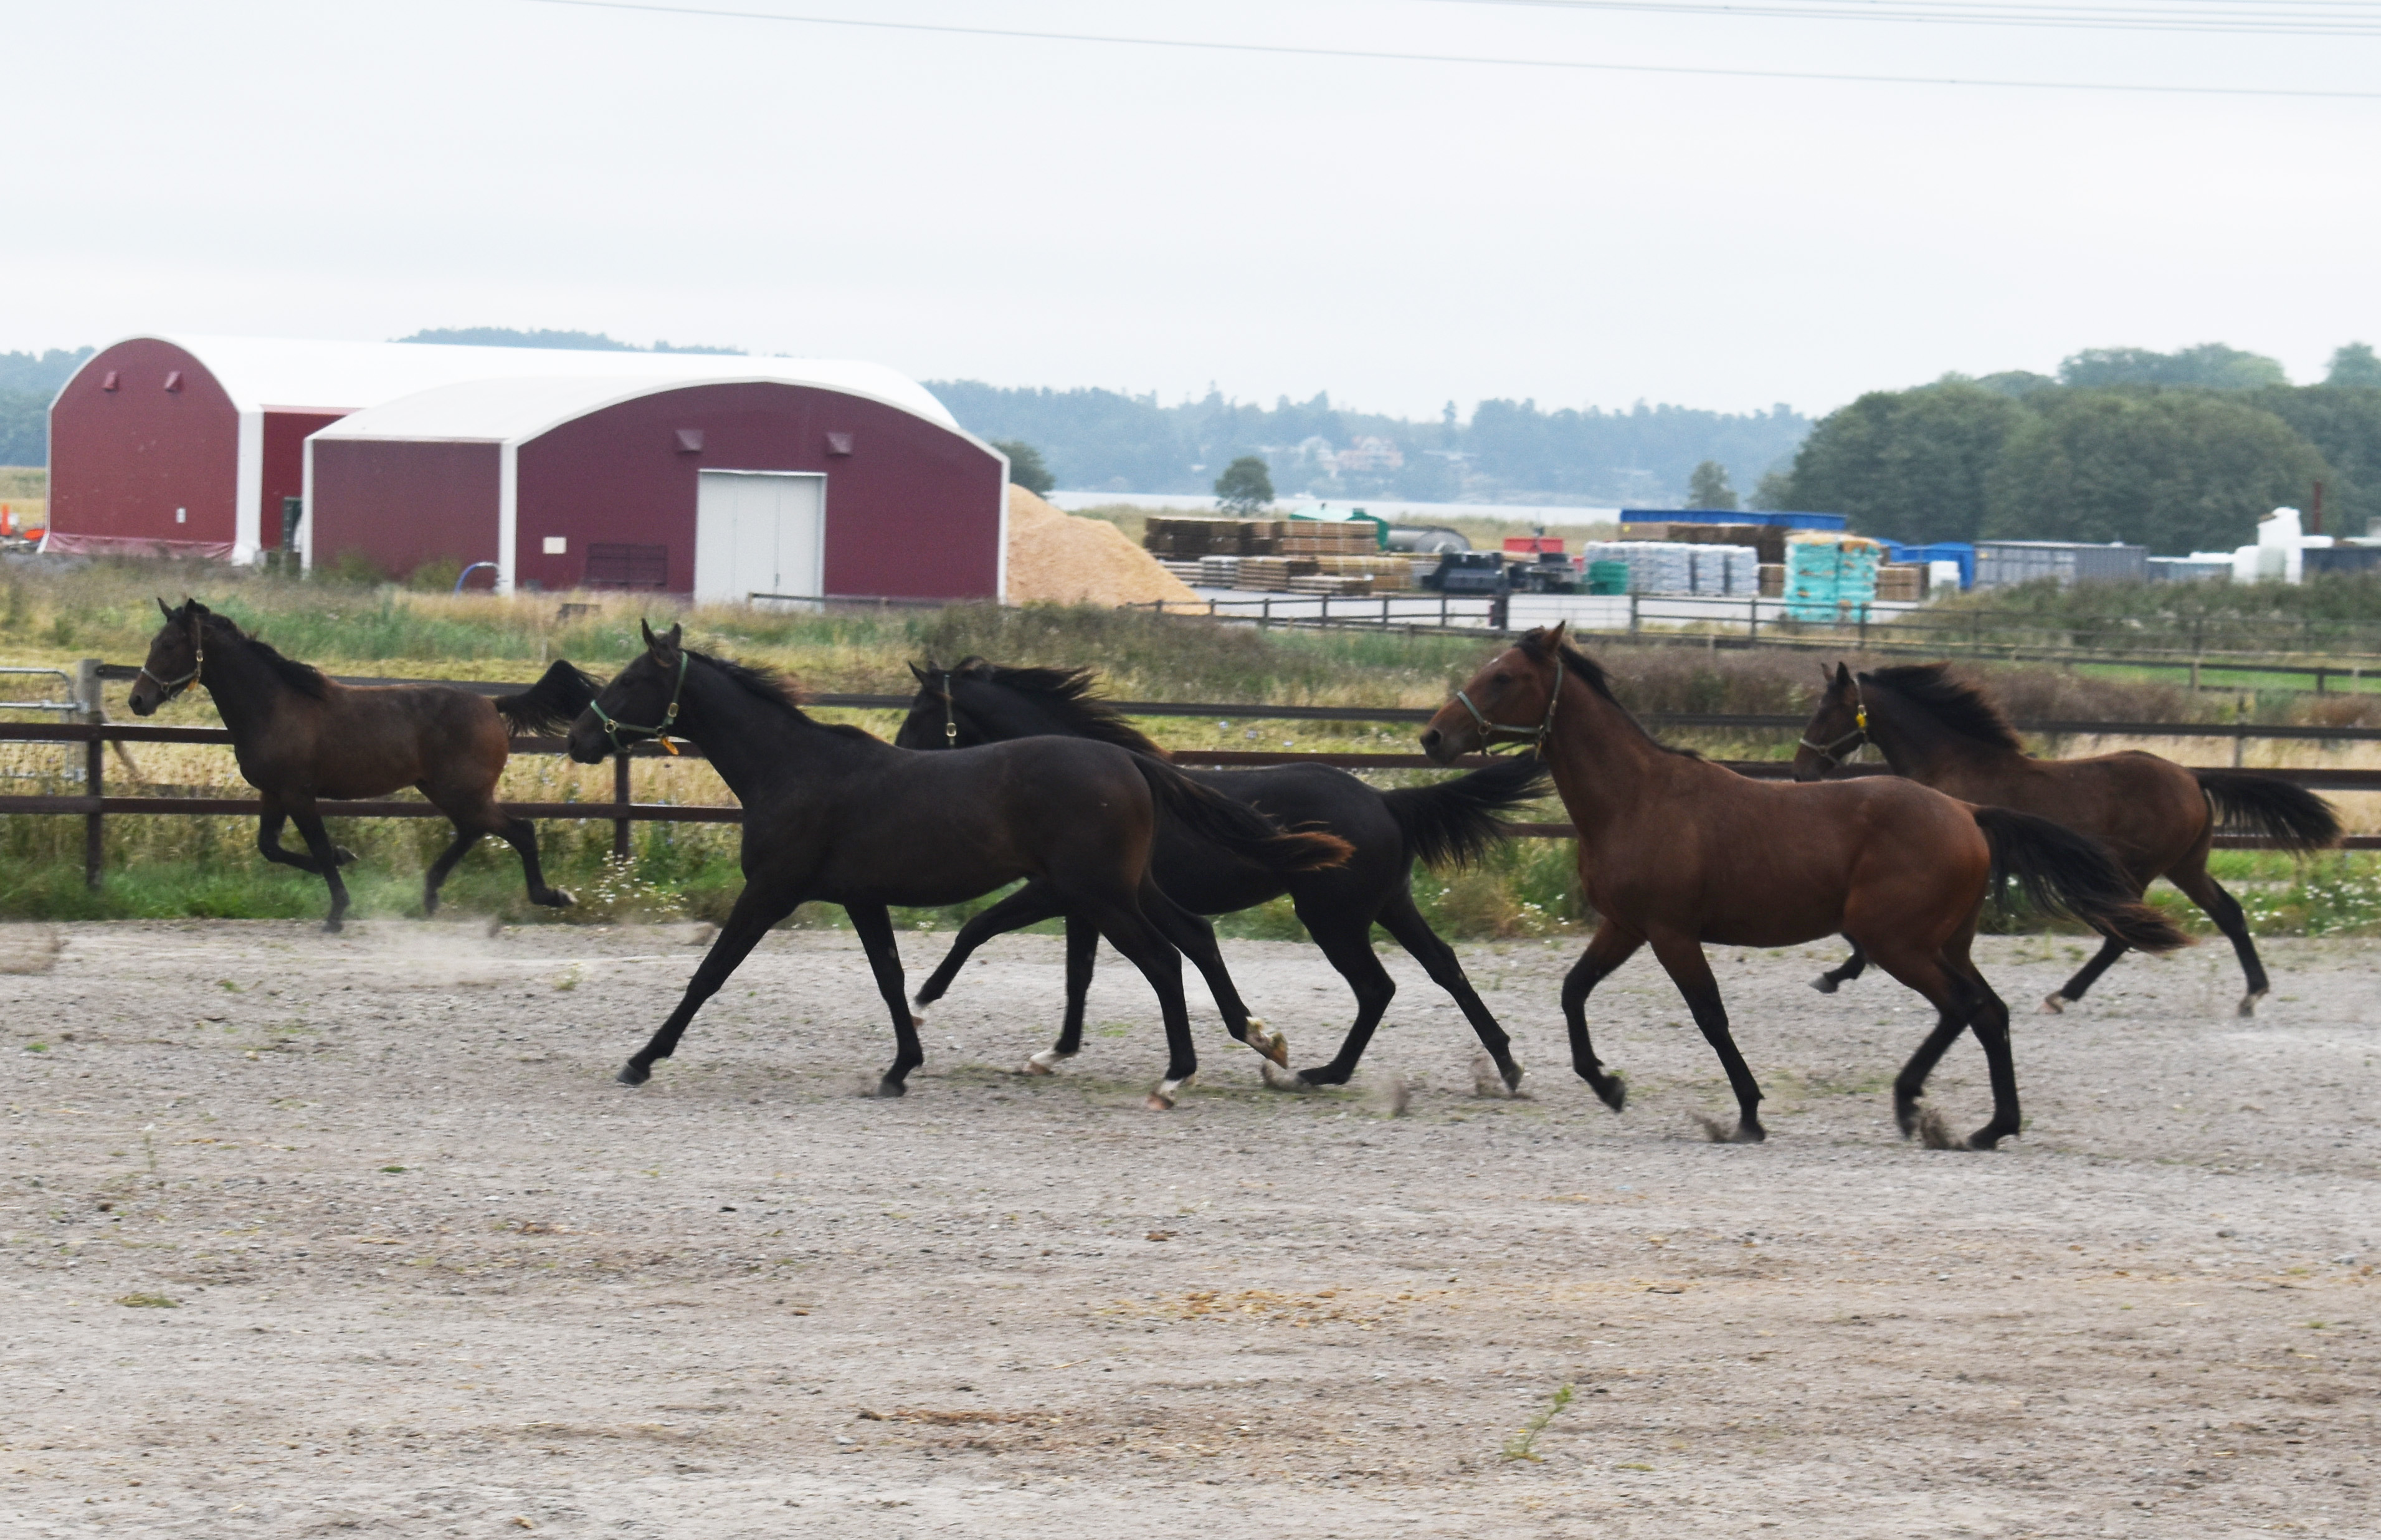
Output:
(893, 658), (1551, 1091)
(566, 625), (1351, 1106)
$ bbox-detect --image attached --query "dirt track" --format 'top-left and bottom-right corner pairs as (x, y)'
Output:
(1, 918), (2375, 1538)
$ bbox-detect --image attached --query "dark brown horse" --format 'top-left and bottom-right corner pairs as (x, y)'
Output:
(565, 624), (1351, 1107)
(1422, 624), (2187, 1150)
(891, 658), (1549, 1091)
(1794, 662), (2339, 1017)
(126, 599), (596, 930)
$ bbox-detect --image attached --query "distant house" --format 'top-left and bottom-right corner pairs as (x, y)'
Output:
(1336, 436), (1405, 475)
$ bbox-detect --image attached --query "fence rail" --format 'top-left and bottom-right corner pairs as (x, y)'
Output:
(2, 718), (2374, 891)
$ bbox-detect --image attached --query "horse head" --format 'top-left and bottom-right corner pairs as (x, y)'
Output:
(568, 620), (686, 764)
(1420, 622), (1568, 764)
(1792, 662), (1865, 781)
(128, 597), (212, 716)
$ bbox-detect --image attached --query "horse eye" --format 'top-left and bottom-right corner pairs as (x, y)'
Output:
(1492, 672), (1511, 685)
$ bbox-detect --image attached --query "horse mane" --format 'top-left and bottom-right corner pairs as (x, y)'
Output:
(1863, 663), (2023, 751)
(1521, 632), (1701, 759)
(948, 657), (1166, 757)
(688, 649), (875, 741)
(196, 612), (328, 700)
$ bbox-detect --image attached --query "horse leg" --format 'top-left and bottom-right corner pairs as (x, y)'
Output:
(2168, 860), (2268, 1017)
(620, 880), (797, 1085)
(421, 827), (480, 918)
(285, 802), (354, 932)
(1271, 898), (1401, 1091)
(914, 882), (1070, 1009)
(1562, 923), (1643, 1112)
(2040, 935), (2128, 1015)
(1374, 887), (1523, 1094)
(255, 806), (327, 875)
(1813, 939), (1869, 995)
(1141, 883), (1279, 1065)
(846, 902), (923, 1098)
(1077, 901), (1195, 1111)
(493, 815), (573, 909)
(1035, 914), (1100, 1075)
(1647, 931), (1764, 1143)
(1867, 928), (2021, 1151)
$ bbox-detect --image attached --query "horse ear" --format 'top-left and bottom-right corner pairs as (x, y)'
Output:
(185, 596), (209, 616)
(908, 660), (931, 683)
(662, 622), (683, 650)
(157, 597), (174, 619)
(640, 619), (658, 649)
(1544, 620), (1567, 647)
(1833, 661), (1853, 686)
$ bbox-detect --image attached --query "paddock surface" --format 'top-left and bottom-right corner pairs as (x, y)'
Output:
(1, 920), (2375, 1538)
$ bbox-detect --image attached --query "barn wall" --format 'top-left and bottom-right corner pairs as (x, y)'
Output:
(309, 440), (501, 579)
(513, 382), (1002, 599)
(46, 339), (239, 557)
(261, 411), (347, 550)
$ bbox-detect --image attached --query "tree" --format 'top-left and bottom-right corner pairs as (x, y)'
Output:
(1214, 455), (1275, 514)
(1778, 382), (2027, 543)
(1749, 469), (1794, 510)
(0, 390), (45, 467)
(1984, 391), (2329, 553)
(990, 439), (1055, 495)
(2327, 343), (2381, 388)
(2255, 383), (2381, 535)
(1685, 460), (1737, 510)
(2058, 343), (2286, 391)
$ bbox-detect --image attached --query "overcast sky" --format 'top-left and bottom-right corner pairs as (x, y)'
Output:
(8, 1), (2377, 419)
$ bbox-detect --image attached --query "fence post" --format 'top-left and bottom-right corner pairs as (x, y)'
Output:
(77, 659), (103, 890)
(612, 753), (632, 863)
(2233, 693), (2248, 769)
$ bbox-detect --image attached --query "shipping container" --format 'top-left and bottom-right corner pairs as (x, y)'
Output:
(1972, 541), (2148, 589)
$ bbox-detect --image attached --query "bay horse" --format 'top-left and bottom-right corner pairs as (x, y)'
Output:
(565, 624), (1351, 1107)
(890, 658), (1551, 1090)
(1422, 624), (2187, 1150)
(1794, 661), (2339, 1017)
(127, 599), (595, 930)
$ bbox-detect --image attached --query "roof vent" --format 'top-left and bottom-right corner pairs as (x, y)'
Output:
(825, 431), (855, 457)
(163, 371), (183, 393)
(675, 428), (705, 454)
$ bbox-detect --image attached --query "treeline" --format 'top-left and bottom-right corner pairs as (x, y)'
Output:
(0, 348), (90, 466)
(926, 381), (1810, 506)
(1774, 343), (2381, 550)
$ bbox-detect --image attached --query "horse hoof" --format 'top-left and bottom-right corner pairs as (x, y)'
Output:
(1020, 1048), (1072, 1077)
(1243, 1019), (1290, 1068)
(2037, 993), (2068, 1015)
(1260, 1061), (1313, 1092)
(321, 919), (345, 934)
(541, 888), (574, 908)
(1964, 1129), (2007, 1152)
(1146, 1074), (1194, 1111)
(1914, 1108), (1961, 1150)
(2237, 990), (2266, 1019)
(1696, 1115), (1764, 1144)
(1590, 1074), (1623, 1113)
(1894, 1099), (1921, 1139)
(874, 1078), (908, 1099)
(1810, 973), (1839, 994)
(422, 895), (440, 918)
(333, 847), (359, 867)
(617, 1062), (651, 1086)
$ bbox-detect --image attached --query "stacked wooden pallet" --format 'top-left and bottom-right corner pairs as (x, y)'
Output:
(1876, 563), (1927, 602)
(1276, 526), (1379, 558)
(1143, 518), (1291, 558)
(1288, 574), (1375, 596)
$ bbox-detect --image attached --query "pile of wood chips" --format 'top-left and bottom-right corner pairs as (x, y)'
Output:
(1004, 488), (1199, 606)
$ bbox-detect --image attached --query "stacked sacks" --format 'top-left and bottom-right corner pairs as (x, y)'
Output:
(1783, 534), (1884, 622)
(1689, 545), (1761, 596)
(1580, 541), (1695, 594)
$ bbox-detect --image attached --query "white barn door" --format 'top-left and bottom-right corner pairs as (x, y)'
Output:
(694, 471), (824, 603)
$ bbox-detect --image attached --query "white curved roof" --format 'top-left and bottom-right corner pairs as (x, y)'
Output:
(74, 333), (957, 429)
(314, 372), (974, 447)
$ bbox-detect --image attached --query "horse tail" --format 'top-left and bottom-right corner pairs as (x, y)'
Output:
(1130, 755), (1353, 874)
(1970, 807), (2187, 953)
(495, 660), (601, 735)
(2194, 771), (2342, 852)
(1380, 755), (1552, 870)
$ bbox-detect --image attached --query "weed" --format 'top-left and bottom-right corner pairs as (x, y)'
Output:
(115, 1293), (179, 1308)
(1501, 1382), (1574, 1462)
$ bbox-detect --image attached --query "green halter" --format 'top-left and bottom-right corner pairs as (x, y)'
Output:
(590, 652), (688, 756)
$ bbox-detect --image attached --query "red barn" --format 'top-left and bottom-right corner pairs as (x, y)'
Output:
(45, 336), (1006, 599)
(307, 370), (1005, 600)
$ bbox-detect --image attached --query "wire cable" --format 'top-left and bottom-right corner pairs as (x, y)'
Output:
(1415, 0), (2381, 40)
(520, 0), (2381, 98)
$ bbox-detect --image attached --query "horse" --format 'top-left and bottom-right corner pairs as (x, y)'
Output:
(1793, 661), (2339, 1017)
(890, 658), (1551, 1090)
(126, 599), (596, 931)
(564, 624), (1351, 1107)
(1421, 624), (2187, 1151)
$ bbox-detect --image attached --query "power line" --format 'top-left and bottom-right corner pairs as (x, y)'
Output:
(520, 0), (2381, 98)
(1418, 0), (2381, 39)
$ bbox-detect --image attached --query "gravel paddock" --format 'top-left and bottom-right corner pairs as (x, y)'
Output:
(1, 920), (2375, 1538)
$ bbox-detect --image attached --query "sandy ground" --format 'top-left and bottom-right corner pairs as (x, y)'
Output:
(1, 918), (2375, 1539)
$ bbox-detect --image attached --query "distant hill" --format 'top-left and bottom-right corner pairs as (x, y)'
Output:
(394, 328), (741, 354)
(928, 381), (1811, 507)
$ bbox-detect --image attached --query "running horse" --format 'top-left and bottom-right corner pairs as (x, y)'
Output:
(1422, 624), (2187, 1150)
(1794, 662), (2339, 1017)
(567, 624), (1351, 1107)
(127, 599), (597, 930)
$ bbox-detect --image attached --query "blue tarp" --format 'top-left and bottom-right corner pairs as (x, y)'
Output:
(1620, 509), (1848, 531)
